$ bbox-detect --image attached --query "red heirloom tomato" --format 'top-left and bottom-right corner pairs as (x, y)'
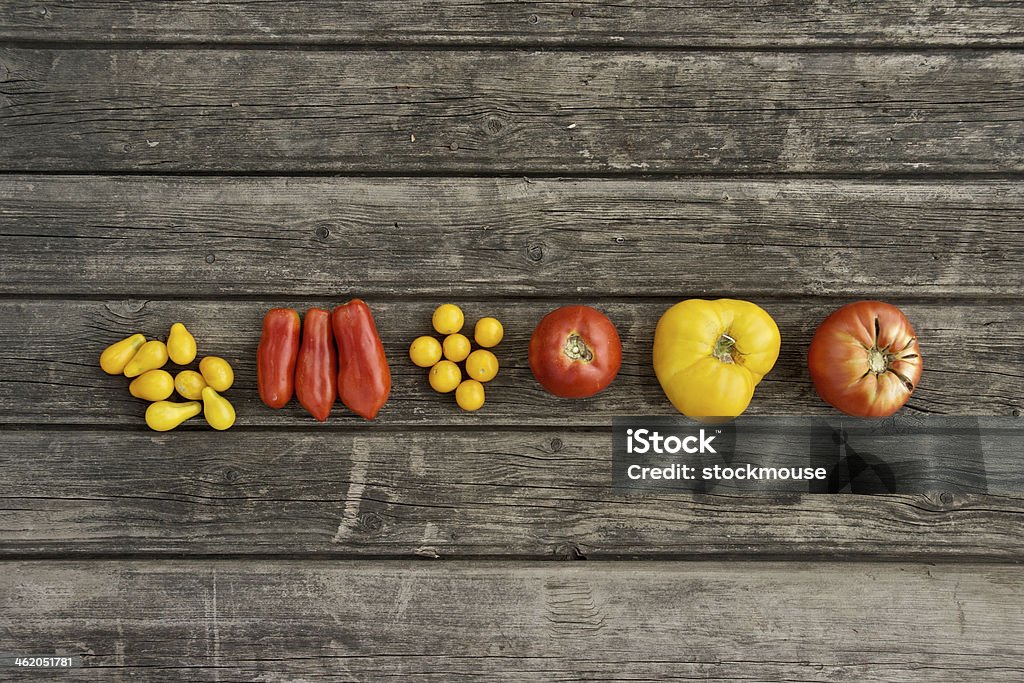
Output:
(807, 301), (923, 418)
(529, 305), (621, 398)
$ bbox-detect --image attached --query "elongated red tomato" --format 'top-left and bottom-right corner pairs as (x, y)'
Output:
(332, 299), (391, 420)
(807, 301), (923, 418)
(295, 308), (337, 421)
(529, 305), (621, 398)
(257, 308), (301, 409)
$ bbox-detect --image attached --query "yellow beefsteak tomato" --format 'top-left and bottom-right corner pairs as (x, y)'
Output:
(653, 299), (780, 419)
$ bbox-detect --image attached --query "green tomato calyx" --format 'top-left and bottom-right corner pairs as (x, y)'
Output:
(713, 333), (739, 364)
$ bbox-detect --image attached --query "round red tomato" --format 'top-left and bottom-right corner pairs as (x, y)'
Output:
(807, 301), (923, 418)
(529, 306), (621, 398)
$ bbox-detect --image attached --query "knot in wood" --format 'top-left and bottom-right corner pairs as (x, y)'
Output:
(527, 244), (544, 262)
(314, 224), (331, 240)
(550, 437), (563, 452)
(355, 512), (384, 534)
(484, 116), (504, 136)
(528, 14), (540, 25)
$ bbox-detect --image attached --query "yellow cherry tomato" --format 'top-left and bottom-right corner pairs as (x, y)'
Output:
(129, 369), (175, 401)
(474, 317), (504, 348)
(443, 333), (471, 362)
(202, 386), (236, 431)
(123, 340), (169, 378)
(174, 370), (207, 401)
(432, 304), (464, 335)
(465, 349), (498, 382)
(145, 400), (201, 432)
(429, 360), (462, 393)
(100, 333), (146, 375)
(167, 322), (198, 365)
(199, 356), (234, 392)
(409, 335), (443, 368)
(455, 379), (485, 411)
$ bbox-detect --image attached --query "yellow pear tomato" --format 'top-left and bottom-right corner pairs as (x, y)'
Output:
(653, 299), (780, 419)
(202, 386), (236, 431)
(167, 322), (198, 365)
(174, 370), (207, 401)
(123, 340), (169, 378)
(129, 369), (175, 401)
(100, 333), (146, 375)
(145, 400), (201, 432)
(199, 356), (234, 392)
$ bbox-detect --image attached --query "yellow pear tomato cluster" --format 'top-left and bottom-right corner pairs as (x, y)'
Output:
(409, 304), (503, 412)
(100, 323), (236, 431)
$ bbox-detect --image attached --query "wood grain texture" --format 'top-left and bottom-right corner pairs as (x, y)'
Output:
(3, 1), (1024, 47)
(2, 426), (1021, 558)
(2, 49), (1023, 173)
(1, 299), (1021, 427)
(3, 176), (1023, 298)
(2, 561), (1022, 681)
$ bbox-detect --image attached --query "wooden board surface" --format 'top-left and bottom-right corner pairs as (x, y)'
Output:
(2, 299), (1021, 427)
(3, 0), (1023, 677)
(2, 561), (1022, 681)
(2, 428), (1021, 558)
(3, 49), (1023, 173)
(3, 1), (1024, 47)
(3, 176), (1022, 298)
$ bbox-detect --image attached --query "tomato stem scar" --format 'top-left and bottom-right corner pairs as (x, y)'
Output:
(563, 333), (594, 363)
(713, 333), (739, 364)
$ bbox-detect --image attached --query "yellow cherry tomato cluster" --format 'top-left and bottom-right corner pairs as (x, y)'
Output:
(99, 323), (237, 432)
(409, 304), (503, 412)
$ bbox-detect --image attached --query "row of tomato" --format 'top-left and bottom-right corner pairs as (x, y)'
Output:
(578, 298), (921, 419)
(252, 297), (921, 422)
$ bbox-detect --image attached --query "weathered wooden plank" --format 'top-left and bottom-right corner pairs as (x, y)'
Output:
(3, 176), (1022, 298)
(2, 49), (1022, 173)
(3, 1), (1024, 47)
(1, 427), (1021, 557)
(1, 561), (1022, 681)
(0, 299), (1020, 426)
